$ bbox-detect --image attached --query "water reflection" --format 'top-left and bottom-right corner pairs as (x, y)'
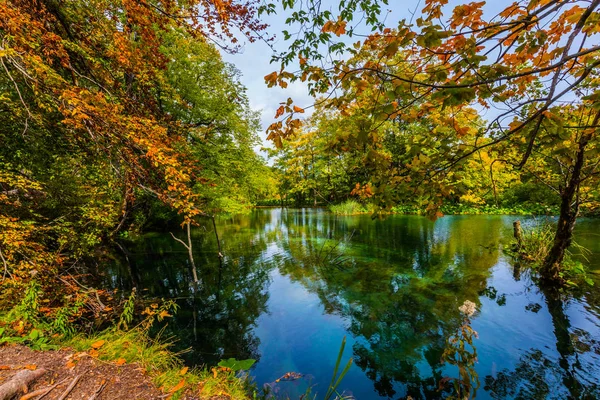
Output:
(103, 209), (600, 399)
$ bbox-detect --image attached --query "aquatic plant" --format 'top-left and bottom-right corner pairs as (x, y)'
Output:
(324, 336), (354, 400)
(329, 201), (369, 216)
(440, 300), (480, 399)
(511, 221), (594, 287)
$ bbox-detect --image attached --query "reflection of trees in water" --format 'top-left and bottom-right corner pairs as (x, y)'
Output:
(102, 214), (277, 366)
(485, 345), (600, 399)
(99, 210), (600, 399)
(486, 289), (600, 400)
(277, 215), (505, 398)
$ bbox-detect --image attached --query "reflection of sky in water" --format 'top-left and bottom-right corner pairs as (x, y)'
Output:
(105, 209), (600, 399)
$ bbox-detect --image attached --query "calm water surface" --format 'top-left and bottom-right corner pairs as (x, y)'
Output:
(104, 209), (600, 399)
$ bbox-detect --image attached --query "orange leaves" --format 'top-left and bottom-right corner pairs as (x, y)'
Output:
(450, 2), (485, 30)
(269, 98), (306, 144)
(351, 183), (374, 199)
(264, 71), (278, 88)
(169, 378), (186, 394)
(563, 5), (585, 24)
(499, 3), (521, 19)
(275, 105), (285, 118)
(267, 117), (303, 148)
(91, 340), (105, 349)
(321, 18), (347, 37)
(422, 0), (449, 20)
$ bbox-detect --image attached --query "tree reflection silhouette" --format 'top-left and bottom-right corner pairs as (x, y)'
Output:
(103, 216), (275, 366)
(485, 289), (600, 399)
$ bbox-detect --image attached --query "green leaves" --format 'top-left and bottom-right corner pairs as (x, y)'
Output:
(324, 336), (353, 400)
(217, 358), (256, 371)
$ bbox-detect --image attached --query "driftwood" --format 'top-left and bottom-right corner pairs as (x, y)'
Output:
(0, 368), (47, 400)
(87, 380), (107, 400)
(57, 374), (82, 400)
(170, 221), (198, 282)
(513, 220), (524, 250)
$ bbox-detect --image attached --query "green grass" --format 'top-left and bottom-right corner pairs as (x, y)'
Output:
(63, 327), (253, 399)
(391, 203), (560, 216)
(0, 287), (255, 400)
(511, 221), (594, 288)
(329, 200), (371, 215)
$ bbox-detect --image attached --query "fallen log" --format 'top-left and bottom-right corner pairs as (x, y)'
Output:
(0, 368), (47, 400)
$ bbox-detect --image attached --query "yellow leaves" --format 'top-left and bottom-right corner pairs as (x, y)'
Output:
(91, 340), (105, 349)
(116, 358), (126, 366)
(24, 364), (37, 371)
(293, 105), (305, 113)
(179, 367), (189, 375)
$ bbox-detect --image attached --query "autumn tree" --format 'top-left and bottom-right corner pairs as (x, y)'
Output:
(0, 0), (268, 308)
(264, 0), (600, 285)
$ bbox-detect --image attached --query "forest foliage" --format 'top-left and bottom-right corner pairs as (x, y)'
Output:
(0, 0), (274, 316)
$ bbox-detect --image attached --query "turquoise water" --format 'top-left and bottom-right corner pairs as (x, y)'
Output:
(104, 209), (600, 399)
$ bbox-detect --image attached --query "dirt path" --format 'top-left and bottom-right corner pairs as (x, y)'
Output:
(0, 345), (167, 400)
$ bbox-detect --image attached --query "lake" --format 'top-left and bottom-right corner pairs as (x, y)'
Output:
(103, 209), (600, 399)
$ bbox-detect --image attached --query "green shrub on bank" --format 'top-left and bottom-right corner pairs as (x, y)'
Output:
(390, 203), (560, 216)
(329, 200), (371, 215)
(511, 221), (594, 288)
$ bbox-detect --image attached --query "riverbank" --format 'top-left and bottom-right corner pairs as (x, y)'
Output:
(0, 332), (253, 400)
(0, 345), (164, 399)
(0, 296), (255, 400)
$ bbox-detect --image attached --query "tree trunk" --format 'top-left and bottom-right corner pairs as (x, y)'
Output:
(513, 220), (523, 250)
(541, 192), (578, 284)
(540, 123), (593, 285)
(211, 215), (224, 266)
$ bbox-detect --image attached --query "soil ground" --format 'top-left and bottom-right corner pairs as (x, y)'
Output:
(0, 345), (168, 399)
